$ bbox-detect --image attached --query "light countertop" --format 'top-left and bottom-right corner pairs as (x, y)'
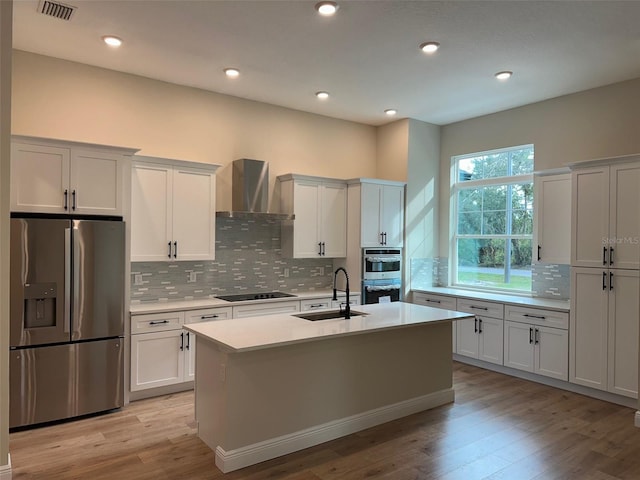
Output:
(130, 290), (358, 315)
(413, 287), (570, 312)
(184, 301), (472, 353)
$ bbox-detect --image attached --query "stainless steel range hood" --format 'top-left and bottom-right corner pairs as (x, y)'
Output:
(216, 158), (294, 220)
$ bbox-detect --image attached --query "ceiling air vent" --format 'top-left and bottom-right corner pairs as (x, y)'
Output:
(38, 0), (76, 21)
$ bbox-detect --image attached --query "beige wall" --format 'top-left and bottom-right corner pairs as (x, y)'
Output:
(376, 119), (409, 182)
(0, 1), (12, 472)
(12, 50), (378, 212)
(438, 77), (640, 257)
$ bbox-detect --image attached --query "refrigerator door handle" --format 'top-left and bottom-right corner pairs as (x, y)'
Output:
(64, 227), (72, 334)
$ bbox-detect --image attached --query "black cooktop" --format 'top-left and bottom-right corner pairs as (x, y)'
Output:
(216, 292), (297, 302)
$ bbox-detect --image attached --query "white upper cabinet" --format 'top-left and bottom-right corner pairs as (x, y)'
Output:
(278, 174), (347, 258)
(571, 160), (640, 269)
(131, 157), (219, 262)
(10, 136), (137, 215)
(533, 172), (570, 264)
(353, 180), (405, 248)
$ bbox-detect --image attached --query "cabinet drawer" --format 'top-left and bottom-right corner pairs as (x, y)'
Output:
(413, 292), (456, 310)
(131, 311), (184, 334)
(456, 298), (504, 319)
(331, 295), (361, 309)
(184, 307), (233, 324)
(233, 300), (300, 319)
(505, 304), (568, 330)
(300, 298), (332, 311)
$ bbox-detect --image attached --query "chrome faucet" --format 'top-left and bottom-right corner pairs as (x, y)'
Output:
(332, 267), (351, 319)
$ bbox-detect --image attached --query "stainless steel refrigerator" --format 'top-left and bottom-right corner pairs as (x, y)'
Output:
(9, 216), (125, 428)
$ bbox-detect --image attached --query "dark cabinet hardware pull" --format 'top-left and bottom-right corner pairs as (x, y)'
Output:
(523, 313), (546, 320)
(602, 271), (607, 290)
(71, 190), (77, 210)
(609, 247), (614, 265)
(168, 242), (172, 258)
(200, 314), (219, 319)
(478, 318), (483, 333)
(537, 245), (541, 261)
(173, 241), (177, 258)
(534, 328), (540, 345)
(149, 320), (169, 325)
(309, 304), (325, 309)
(63, 189), (68, 210)
(322, 242), (326, 255)
(470, 305), (489, 311)
(610, 272), (613, 290)
(379, 232), (384, 245)
(603, 247), (607, 265)
(186, 332), (190, 350)
(474, 317), (478, 333)
(529, 327), (533, 344)
(318, 242), (322, 255)
(180, 332), (184, 351)
(426, 299), (441, 304)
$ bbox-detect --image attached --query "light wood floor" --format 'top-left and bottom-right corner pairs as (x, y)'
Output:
(9, 362), (640, 480)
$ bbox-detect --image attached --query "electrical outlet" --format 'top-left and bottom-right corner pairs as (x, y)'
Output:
(189, 272), (197, 282)
(284, 268), (289, 278)
(134, 274), (143, 285)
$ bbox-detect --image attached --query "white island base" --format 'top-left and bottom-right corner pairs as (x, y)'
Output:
(187, 302), (470, 473)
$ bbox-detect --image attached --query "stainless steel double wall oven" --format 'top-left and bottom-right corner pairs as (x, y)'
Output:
(362, 248), (402, 304)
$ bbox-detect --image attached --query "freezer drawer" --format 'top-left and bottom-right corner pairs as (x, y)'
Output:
(9, 338), (124, 428)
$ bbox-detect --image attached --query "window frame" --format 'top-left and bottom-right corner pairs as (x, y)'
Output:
(450, 144), (534, 294)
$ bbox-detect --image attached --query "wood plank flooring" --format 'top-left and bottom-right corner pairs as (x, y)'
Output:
(9, 362), (640, 479)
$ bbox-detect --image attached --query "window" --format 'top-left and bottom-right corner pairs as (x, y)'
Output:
(451, 145), (534, 292)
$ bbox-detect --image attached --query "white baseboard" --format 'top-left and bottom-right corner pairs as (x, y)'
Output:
(635, 411), (640, 428)
(215, 388), (454, 473)
(0, 454), (12, 479)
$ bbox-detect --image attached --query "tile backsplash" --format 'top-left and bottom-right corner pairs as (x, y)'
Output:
(131, 217), (334, 303)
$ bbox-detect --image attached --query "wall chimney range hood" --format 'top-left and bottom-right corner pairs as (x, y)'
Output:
(216, 158), (294, 220)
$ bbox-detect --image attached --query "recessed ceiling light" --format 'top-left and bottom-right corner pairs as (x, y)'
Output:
(495, 71), (513, 81)
(384, 109), (397, 116)
(102, 36), (122, 47)
(419, 42), (440, 54)
(224, 68), (240, 78)
(315, 91), (330, 100)
(315, 1), (339, 16)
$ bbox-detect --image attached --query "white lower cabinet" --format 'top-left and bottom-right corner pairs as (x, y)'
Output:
(232, 300), (300, 319)
(130, 307), (231, 392)
(455, 298), (504, 365)
(504, 321), (568, 380)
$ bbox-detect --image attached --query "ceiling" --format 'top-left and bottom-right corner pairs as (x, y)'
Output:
(11, 0), (640, 126)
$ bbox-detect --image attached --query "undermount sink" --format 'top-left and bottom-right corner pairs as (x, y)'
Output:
(294, 310), (368, 322)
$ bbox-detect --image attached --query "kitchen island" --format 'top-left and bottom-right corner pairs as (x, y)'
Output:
(184, 301), (472, 473)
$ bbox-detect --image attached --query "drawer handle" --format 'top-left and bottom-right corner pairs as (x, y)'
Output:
(308, 304), (325, 309)
(469, 305), (489, 311)
(149, 320), (169, 325)
(200, 314), (220, 319)
(523, 313), (546, 320)
(426, 299), (442, 304)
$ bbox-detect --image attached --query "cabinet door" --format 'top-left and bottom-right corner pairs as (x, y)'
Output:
(320, 183), (347, 257)
(131, 163), (173, 261)
(292, 181), (322, 257)
(533, 174), (570, 264)
(609, 163), (640, 269)
(380, 185), (405, 247)
(535, 326), (568, 381)
(183, 307), (232, 382)
(570, 267), (608, 390)
(456, 317), (479, 358)
(477, 316), (503, 365)
(504, 320), (534, 372)
(70, 149), (123, 215)
(571, 167), (609, 267)
(130, 330), (184, 391)
(360, 183), (383, 247)
(607, 269), (639, 398)
(172, 167), (216, 261)
(10, 142), (70, 213)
